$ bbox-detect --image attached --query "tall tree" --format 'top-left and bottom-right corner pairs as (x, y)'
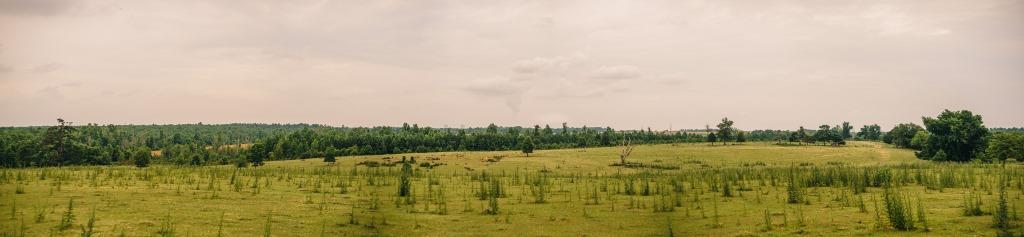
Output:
(797, 126), (809, 145)
(841, 122), (854, 139)
(917, 110), (989, 162)
(41, 119), (81, 166)
(716, 118), (734, 145)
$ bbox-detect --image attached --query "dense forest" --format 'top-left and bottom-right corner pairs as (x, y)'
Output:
(2, 110), (1021, 168)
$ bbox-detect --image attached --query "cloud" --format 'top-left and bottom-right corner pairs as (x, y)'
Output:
(463, 77), (530, 112)
(512, 56), (572, 74)
(35, 81), (82, 98)
(30, 63), (62, 74)
(589, 65), (641, 80)
(0, 0), (75, 16)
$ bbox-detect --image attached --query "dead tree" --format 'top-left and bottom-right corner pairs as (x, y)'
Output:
(619, 137), (637, 165)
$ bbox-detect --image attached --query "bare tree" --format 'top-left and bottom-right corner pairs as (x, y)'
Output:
(619, 137), (637, 165)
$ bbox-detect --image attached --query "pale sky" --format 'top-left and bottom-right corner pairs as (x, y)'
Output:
(1, 0), (1022, 130)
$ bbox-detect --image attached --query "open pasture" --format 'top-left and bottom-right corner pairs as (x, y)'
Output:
(1, 142), (1021, 236)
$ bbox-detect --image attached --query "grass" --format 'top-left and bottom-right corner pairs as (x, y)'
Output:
(0, 141), (1021, 236)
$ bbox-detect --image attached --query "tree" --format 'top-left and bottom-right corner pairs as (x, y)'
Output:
(841, 122), (853, 139)
(248, 143), (267, 167)
(797, 126), (809, 145)
(323, 150), (336, 164)
(707, 133), (718, 144)
(886, 123), (923, 148)
(931, 150), (948, 161)
(134, 147), (151, 168)
(520, 136), (535, 157)
(735, 131), (746, 143)
(41, 118), (82, 166)
(812, 125), (833, 145)
(716, 118), (734, 145)
(910, 130), (929, 150)
(917, 110), (989, 162)
(986, 132), (1024, 163)
(618, 137), (637, 164)
(486, 123), (499, 134)
(857, 124), (882, 140)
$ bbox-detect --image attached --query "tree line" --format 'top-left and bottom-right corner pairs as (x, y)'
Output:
(2, 110), (1020, 168)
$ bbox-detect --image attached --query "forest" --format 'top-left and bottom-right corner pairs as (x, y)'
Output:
(1, 110), (1022, 168)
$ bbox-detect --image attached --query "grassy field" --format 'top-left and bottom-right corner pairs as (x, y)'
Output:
(1, 141), (1021, 236)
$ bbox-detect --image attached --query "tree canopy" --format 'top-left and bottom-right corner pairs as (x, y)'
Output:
(916, 110), (989, 162)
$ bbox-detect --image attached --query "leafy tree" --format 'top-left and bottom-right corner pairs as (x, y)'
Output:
(735, 131), (746, 143)
(917, 110), (989, 162)
(931, 150), (948, 161)
(797, 126), (810, 144)
(520, 136), (535, 157)
(716, 118), (734, 145)
(841, 122), (854, 139)
(134, 147), (151, 168)
(910, 131), (929, 150)
(857, 124), (882, 140)
(986, 132), (1024, 162)
(323, 152), (336, 163)
(812, 125), (832, 145)
(486, 124), (499, 134)
(886, 123), (923, 148)
(40, 119), (84, 166)
(707, 132), (718, 144)
(248, 143), (267, 167)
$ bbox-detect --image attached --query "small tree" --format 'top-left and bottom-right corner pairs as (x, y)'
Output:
(994, 175), (1010, 230)
(398, 162), (412, 197)
(248, 143), (267, 167)
(134, 148), (151, 168)
(324, 147), (337, 163)
(931, 150), (948, 162)
(619, 137), (637, 165)
(521, 136), (535, 157)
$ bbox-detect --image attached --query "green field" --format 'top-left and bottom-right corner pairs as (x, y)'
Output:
(1, 141), (1021, 236)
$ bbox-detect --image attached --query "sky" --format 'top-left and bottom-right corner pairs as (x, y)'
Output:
(1, 0), (1022, 130)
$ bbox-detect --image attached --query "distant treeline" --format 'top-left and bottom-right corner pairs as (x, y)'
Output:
(0, 121), (313, 167)
(2, 112), (1021, 167)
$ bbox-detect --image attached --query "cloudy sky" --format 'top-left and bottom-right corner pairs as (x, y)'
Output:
(1, 0), (1022, 130)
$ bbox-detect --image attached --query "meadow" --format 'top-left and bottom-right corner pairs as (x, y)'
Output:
(1, 141), (1021, 236)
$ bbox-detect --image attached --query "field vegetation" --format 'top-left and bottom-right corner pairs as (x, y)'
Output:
(1, 142), (1021, 236)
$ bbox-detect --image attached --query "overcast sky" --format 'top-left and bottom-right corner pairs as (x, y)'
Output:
(1, 0), (1022, 130)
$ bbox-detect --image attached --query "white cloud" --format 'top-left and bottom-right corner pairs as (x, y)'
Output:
(589, 65), (641, 80)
